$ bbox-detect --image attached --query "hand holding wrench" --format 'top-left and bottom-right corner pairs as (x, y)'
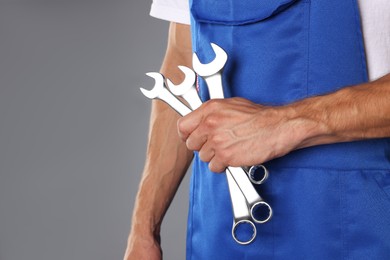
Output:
(140, 44), (272, 244)
(142, 67), (265, 244)
(193, 43), (272, 223)
(167, 65), (260, 244)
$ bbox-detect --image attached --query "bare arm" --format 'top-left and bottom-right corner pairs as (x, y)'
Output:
(178, 73), (390, 172)
(293, 73), (390, 145)
(124, 22), (193, 260)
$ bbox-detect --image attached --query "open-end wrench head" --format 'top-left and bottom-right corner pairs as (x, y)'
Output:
(140, 72), (165, 99)
(192, 43), (228, 77)
(166, 66), (196, 96)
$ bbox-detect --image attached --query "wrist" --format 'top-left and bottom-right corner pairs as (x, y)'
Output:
(131, 217), (161, 239)
(282, 100), (332, 149)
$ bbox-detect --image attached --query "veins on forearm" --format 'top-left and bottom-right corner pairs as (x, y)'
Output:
(290, 73), (390, 146)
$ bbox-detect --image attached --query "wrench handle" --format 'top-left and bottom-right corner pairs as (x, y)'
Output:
(227, 166), (272, 223)
(227, 166), (262, 205)
(182, 87), (203, 111)
(204, 73), (225, 99)
(158, 88), (192, 116)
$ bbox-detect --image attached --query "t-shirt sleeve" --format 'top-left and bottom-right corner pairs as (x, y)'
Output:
(150, 0), (190, 25)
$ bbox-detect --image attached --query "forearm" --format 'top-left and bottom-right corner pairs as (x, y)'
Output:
(289, 73), (390, 148)
(131, 102), (193, 235)
(177, 73), (390, 172)
(129, 23), (193, 238)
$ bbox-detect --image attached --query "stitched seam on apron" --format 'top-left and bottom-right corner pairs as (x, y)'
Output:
(339, 171), (347, 259)
(351, 0), (369, 82)
(271, 171), (275, 258)
(373, 174), (390, 205)
(187, 163), (197, 259)
(305, 1), (311, 97)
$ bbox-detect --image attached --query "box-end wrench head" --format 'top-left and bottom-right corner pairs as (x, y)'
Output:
(166, 66), (203, 111)
(226, 171), (257, 245)
(243, 165), (269, 185)
(228, 166), (273, 224)
(192, 43), (227, 99)
(140, 72), (192, 116)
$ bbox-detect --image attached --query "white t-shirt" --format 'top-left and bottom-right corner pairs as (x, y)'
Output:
(150, 0), (390, 81)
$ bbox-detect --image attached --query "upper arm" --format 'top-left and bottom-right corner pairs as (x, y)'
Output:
(160, 22), (192, 84)
(150, 0), (191, 25)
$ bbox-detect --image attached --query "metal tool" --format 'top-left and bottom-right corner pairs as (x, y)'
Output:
(193, 44), (270, 188)
(141, 44), (272, 244)
(192, 43), (227, 99)
(167, 64), (272, 244)
(193, 44), (272, 241)
(227, 167), (272, 224)
(193, 44), (269, 184)
(166, 66), (202, 110)
(243, 165), (269, 185)
(226, 169), (257, 245)
(140, 72), (192, 115)
(168, 66), (267, 185)
(167, 67), (266, 244)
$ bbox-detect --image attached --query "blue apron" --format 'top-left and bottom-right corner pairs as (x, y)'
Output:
(186, 0), (390, 259)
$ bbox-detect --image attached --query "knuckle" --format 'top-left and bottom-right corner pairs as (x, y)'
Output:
(177, 118), (186, 133)
(205, 99), (218, 107)
(208, 133), (225, 149)
(204, 99), (223, 111)
(203, 115), (218, 128)
(211, 133), (223, 144)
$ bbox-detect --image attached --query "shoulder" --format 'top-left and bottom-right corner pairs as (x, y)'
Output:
(150, 0), (190, 24)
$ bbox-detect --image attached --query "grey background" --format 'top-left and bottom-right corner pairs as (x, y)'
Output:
(0, 1), (189, 259)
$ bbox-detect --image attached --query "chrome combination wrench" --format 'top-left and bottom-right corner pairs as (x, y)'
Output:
(140, 43), (272, 245)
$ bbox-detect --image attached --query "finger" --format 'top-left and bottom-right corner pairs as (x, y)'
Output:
(177, 107), (205, 141)
(198, 141), (215, 163)
(186, 129), (208, 151)
(208, 157), (226, 173)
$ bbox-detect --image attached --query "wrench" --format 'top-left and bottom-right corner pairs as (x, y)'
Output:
(166, 66), (202, 110)
(167, 66), (259, 244)
(141, 45), (272, 243)
(192, 43), (227, 100)
(140, 72), (192, 116)
(226, 168), (257, 245)
(194, 43), (269, 185)
(193, 43), (272, 224)
(142, 69), (267, 243)
(243, 165), (269, 185)
(166, 66), (270, 194)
